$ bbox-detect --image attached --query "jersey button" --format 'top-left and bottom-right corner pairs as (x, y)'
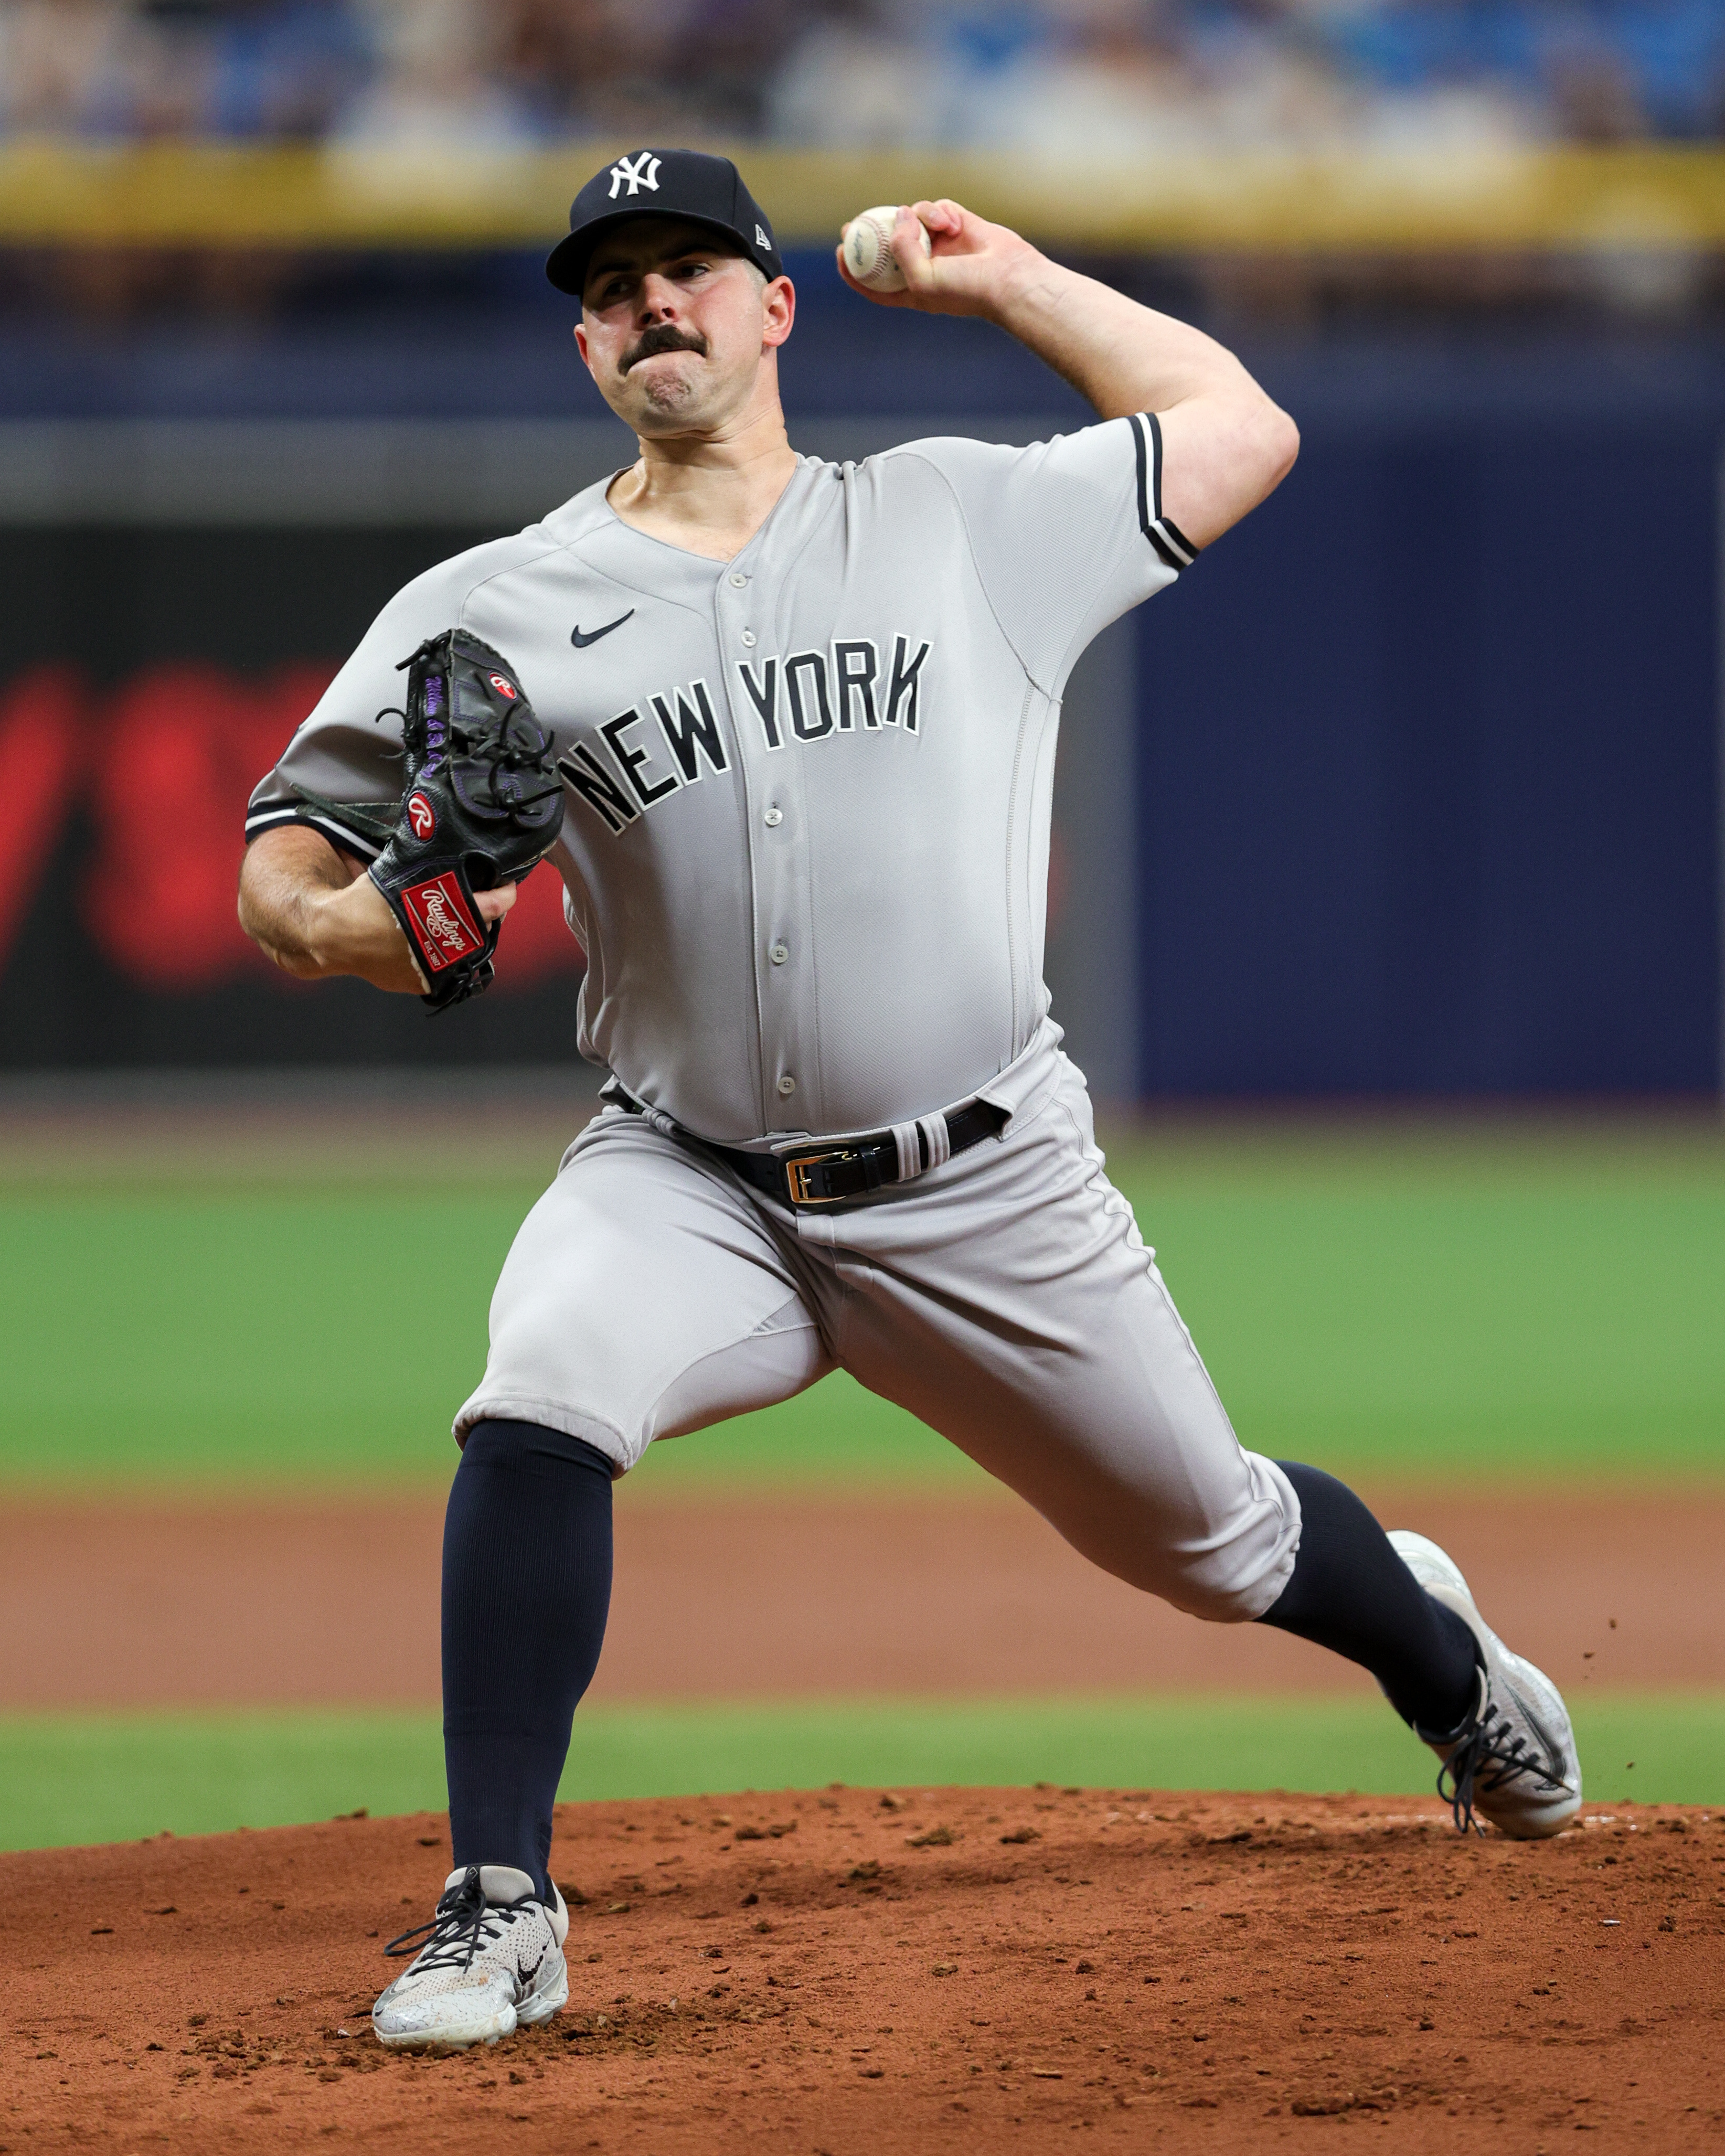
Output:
(729, 572), (749, 588)
(763, 806), (783, 827)
(740, 629), (757, 647)
(770, 942), (789, 965)
(777, 1074), (796, 1096)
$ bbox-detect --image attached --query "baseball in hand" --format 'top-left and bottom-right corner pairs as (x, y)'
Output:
(842, 206), (932, 293)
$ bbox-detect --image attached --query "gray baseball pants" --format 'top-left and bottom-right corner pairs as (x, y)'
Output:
(458, 1056), (1302, 1625)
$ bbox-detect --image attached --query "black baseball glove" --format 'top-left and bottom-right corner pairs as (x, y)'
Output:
(293, 628), (563, 1012)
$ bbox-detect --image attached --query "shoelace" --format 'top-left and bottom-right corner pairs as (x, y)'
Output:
(1437, 1693), (1562, 1835)
(383, 1867), (537, 1976)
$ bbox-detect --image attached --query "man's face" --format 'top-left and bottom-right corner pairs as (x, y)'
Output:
(575, 218), (794, 437)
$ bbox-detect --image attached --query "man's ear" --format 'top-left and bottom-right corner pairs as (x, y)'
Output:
(761, 275), (795, 352)
(574, 321), (593, 372)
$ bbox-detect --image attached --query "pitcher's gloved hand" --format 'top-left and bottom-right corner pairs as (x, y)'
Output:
(295, 629), (562, 1011)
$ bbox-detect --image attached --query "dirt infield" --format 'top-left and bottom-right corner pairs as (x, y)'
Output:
(2, 1488), (1719, 1707)
(8, 1791), (1722, 2153)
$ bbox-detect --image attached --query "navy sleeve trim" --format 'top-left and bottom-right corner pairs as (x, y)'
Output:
(243, 804), (384, 861)
(1132, 412), (1152, 536)
(1130, 412), (1199, 572)
(1159, 510), (1198, 560)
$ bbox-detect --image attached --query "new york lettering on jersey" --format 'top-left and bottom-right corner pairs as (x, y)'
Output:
(557, 634), (934, 835)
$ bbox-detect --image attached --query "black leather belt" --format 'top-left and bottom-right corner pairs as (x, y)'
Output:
(613, 1091), (1006, 1210)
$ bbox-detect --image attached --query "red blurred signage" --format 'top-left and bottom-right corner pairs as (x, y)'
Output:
(0, 665), (82, 974)
(1, 664), (583, 996)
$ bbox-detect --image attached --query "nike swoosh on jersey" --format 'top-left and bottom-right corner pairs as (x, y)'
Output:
(570, 611), (635, 648)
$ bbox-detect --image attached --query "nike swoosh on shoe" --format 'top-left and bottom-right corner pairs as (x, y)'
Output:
(1501, 1681), (1572, 1788)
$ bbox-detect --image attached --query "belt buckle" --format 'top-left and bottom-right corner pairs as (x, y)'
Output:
(783, 1148), (853, 1205)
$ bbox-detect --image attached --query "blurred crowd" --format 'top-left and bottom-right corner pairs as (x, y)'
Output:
(3, 0), (1725, 156)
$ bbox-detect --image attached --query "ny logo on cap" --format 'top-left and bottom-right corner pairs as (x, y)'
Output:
(609, 153), (662, 199)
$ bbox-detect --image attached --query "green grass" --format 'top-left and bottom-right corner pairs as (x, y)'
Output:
(2, 1118), (1721, 1491)
(1, 1694), (1717, 1853)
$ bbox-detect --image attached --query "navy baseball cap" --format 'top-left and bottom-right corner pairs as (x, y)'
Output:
(546, 149), (784, 299)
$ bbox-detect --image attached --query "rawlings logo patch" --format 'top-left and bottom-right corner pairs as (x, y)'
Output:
(488, 673), (518, 700)
(401, 873), (483, 970)
(407, 791), (436, 839)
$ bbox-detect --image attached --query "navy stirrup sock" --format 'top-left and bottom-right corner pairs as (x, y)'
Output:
(1258, 1461), (1478, 1735)
(442, 1419), (614, 1901)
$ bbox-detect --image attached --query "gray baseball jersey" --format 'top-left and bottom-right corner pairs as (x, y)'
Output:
(245, 414), (1191, 1147)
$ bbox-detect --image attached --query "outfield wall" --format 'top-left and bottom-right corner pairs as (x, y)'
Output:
(1131, 345), (1723, 1097)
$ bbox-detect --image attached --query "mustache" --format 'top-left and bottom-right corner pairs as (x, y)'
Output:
(620, 324), (709, 373)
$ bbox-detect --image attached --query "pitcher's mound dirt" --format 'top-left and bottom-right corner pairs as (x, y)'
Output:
(8, 1791), (1720, 2152)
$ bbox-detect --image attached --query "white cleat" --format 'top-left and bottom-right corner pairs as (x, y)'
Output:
(1388, 1529), (1582, 1840)
(372, 1863), (569, 2050)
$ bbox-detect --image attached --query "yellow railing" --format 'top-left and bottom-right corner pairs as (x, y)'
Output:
(3, 140), (1724, 251)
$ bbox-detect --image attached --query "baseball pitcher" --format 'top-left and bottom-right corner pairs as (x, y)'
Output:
(238, 150), (1581, 2052)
